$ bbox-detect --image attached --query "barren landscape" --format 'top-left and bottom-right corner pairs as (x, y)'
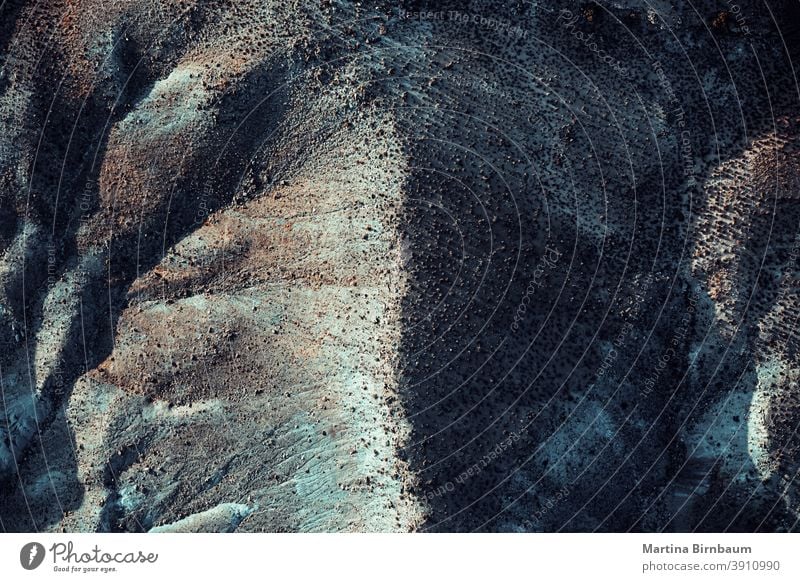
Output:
(1, 0), (800, 532)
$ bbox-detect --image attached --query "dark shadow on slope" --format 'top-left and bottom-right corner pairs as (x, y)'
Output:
(393, 1), (800, 532)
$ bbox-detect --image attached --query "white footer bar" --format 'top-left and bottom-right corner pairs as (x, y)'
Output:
(1, 533), (797, 581)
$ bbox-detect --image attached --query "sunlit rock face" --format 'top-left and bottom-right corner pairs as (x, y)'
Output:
(1, 0), (799, 532)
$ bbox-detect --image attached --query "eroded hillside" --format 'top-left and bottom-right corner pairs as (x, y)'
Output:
(1, 0), (800, 532)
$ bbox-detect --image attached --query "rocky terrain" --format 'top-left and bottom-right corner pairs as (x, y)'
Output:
(1, 0), (800, 532)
